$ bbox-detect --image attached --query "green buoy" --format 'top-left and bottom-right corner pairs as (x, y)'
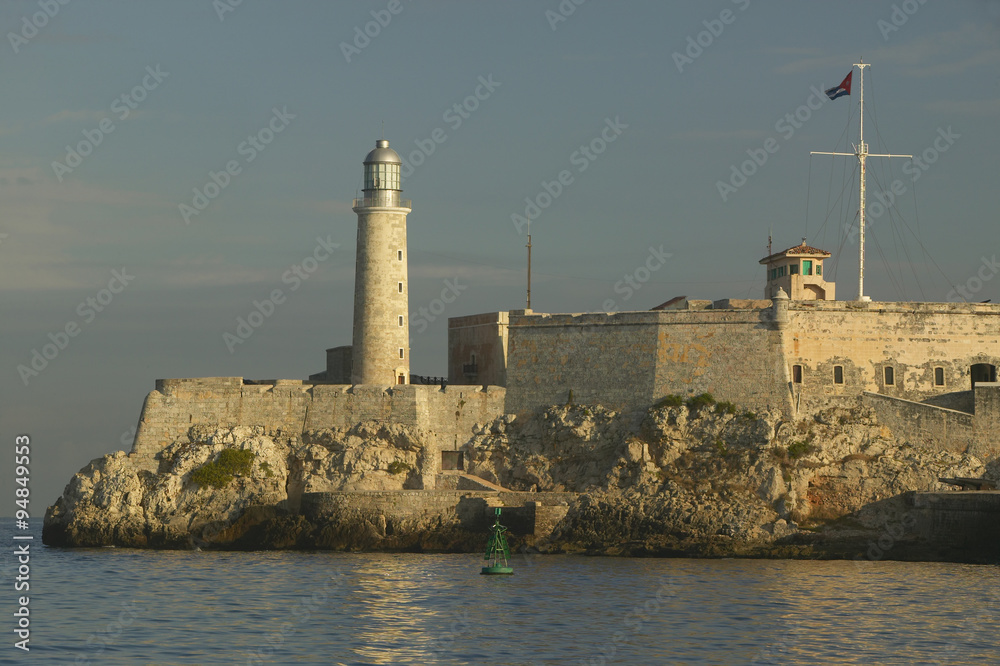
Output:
(481, 507), (514, 575)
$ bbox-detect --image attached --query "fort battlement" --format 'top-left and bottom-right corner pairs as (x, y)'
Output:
(132, 378), (505, 475)
(486, 298), (1000, 422)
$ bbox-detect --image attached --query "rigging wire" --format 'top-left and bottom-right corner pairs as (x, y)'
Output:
(804, 156), (812, 243)
(909, 176), (957, 296)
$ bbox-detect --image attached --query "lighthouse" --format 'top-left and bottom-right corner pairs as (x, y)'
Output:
(351, 140), (412, 385)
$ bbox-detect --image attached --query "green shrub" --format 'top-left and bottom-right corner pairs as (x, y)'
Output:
(653, 394), (684, 409)
(387, 460), (411, 475)
(787, 441), (817, 460)
(714, 401), (737, 415)
(685, 392), (716, 414)
(744, 411), (758, 421)
(190, 449), (255, 489)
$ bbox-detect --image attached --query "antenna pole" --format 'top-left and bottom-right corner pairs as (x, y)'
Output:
(526, 232), (532, 310)
(767, 230), (773, 297)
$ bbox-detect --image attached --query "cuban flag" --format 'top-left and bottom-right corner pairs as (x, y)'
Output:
(825, 71), (852, 101)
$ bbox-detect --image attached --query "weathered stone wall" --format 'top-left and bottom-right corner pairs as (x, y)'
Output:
(131, 378), (505, 473)
(503, 309), (792, 415)
(908, 491), (1000, 556)
(301, 490), (575, 536)
(787, 301), (1000, 407)
(501, 301), (1000, 425)
(974, 383), (1000, 452)
(448, 311), (510, 386)
(325, 346), (353, 384)
(862, 392), (976, 454)
(505, 312), (659, 413)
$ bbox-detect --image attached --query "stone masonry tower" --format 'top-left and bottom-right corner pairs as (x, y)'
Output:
(351, 140), (411, 385)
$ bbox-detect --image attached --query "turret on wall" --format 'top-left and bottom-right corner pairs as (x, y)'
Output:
(759, 241), (836, 300)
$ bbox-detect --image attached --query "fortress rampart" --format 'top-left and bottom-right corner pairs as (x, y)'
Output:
(131, 378), (505, 473)
(503, 308), (789, 415)
(498, 300), (1000, 424)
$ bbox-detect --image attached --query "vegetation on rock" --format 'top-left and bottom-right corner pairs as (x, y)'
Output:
(387, 460), (410, 475)
(653, 394), (683, 408)
(190, 449), (255, 488)
(684, 392), (715, 414)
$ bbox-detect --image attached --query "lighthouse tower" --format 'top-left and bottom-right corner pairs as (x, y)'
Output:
(351, 140), (412, 385)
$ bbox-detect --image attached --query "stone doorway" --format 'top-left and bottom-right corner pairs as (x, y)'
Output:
(971, 363), (997, 389)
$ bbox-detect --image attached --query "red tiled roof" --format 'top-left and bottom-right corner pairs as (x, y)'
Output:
(759, 242), (831, 264)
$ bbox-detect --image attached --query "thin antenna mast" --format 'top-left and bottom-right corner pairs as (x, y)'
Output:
(526, 232), (532, 310)
(810, 59), (911, 302)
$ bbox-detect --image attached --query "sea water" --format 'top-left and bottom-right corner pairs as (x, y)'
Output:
(2, 519), (998, 665)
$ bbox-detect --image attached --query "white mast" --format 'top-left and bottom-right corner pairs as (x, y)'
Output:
(811, 59), (911, 302)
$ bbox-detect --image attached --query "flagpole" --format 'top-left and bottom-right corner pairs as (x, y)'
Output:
(810, 59), (911, 302)
(857, 59), (869, 302)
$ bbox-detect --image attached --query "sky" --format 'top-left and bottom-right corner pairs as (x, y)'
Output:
(2, 0), (999, 509)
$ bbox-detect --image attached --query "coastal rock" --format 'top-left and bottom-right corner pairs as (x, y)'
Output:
(44, 426), (288, 547)
(295, 422), (424, 492)
(43, 400), (993, 559)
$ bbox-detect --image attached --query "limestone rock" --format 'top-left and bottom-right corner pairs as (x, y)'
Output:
(43, 399), (995, 555)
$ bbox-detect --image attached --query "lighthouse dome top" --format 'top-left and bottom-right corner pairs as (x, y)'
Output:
(364, 139), (401, 165)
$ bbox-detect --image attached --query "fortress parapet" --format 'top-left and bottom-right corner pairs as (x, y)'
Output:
(131, 378), (505, 477)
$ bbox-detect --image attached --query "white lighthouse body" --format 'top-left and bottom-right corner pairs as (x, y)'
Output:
(351, 140), (412, 385)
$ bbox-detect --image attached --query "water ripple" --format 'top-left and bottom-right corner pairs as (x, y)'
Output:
(6, 520), (999, 665)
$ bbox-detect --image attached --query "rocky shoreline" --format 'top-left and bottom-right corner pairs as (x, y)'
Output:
(43, 398), (1000, 563)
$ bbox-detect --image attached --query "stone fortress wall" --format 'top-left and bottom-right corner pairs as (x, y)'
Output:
(503, 306), (789, 415)
(130, 300), (1000, 480)
(131, 378), (506, 482)
(497, 299), (1000, 408)
(448, 296), (1000, 459)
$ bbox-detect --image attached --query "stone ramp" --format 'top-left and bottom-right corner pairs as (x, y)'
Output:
(434, 470), (510, 492)
(455, 473), (509, 492)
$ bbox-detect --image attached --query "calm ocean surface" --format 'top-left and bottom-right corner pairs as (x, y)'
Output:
(2, 518), (999, 665)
